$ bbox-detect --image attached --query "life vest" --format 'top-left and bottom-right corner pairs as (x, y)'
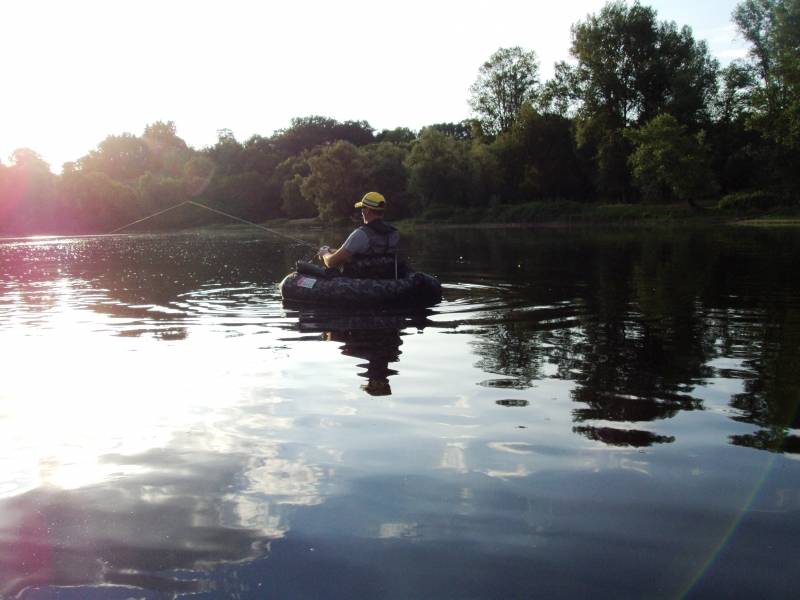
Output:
(342, 220), (406, 279)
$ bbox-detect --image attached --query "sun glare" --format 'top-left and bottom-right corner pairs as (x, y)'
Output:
(0, 276), (301, 498)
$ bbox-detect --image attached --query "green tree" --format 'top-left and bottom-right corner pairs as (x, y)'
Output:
(10, 148), (50, 171)
(715, 62), (757, 123)
(469, 47), (540, 135)
(183, 155), (216, 197)
(375, 127), (417, 144)
(361, 142), (410, 219)
(405, 128), (478, 212)
(733, 0), (800, 193)
(301, 141), (368, 222)
(427, 121), (478, 141)
(568, 2), (718, 128)
(492, 105), (589, 202)
(469, 141), (502, 208)
(626, 113), (717, 205)
(538, 62), (580, 117)
(203, 129), (244, 177)
(241, 134), (283, 178)
(561, 1), (719, 200)
(142, 121), (192, 177)
(272, 153), (315, 219)
(272, 116), (374, 156)
(137, 172), (188, 212)
(708, 63), (762, 193)
(210, 171), (273, 221)
(78, 133), (154, 181)
(59, 170), (139, 232)
(0, 149), (58, 233)
(281, 174), (317, 219)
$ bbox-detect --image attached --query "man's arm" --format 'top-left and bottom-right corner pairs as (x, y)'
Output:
(319, 246), (352, 268)
(318, 229), (366, 268)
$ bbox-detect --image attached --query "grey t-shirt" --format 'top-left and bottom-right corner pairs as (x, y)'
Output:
(341, 226), (399, 255)
(341, 228), (371, 254)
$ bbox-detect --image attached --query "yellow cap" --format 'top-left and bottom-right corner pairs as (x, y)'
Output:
(354, 191), (386, 210)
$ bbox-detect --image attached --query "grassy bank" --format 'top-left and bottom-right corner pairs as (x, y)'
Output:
(729, 206), (800, 227)
(420, 200), (800, 227)
(405, 200), (720, 228)
(253, 200), (800, 232)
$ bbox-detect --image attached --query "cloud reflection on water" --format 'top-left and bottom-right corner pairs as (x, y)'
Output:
(2, 229), (800, 597)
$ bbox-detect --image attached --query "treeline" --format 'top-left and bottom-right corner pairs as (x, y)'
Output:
(1, 0), (797, 235)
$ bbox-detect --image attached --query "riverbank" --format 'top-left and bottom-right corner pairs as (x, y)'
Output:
(8, 201), (795, 239)
(264, 200), (800, 231)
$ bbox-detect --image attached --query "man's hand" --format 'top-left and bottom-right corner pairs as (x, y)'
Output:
(319, 246), (352, 269)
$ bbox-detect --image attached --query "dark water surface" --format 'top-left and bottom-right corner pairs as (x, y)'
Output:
(1, 226), (799, 599)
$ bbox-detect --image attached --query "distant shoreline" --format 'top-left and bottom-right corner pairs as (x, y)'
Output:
(268, 203), (800, 230)
(2, 203), (799, 240)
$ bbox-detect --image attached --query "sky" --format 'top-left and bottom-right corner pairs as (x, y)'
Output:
(1, 0), (748, 173)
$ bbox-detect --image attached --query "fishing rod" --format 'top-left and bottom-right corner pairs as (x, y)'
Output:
(108, 199), (319, 252)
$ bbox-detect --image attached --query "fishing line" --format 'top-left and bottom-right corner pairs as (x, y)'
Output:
(185, 201), (317, 250)
(108, 200), (194, 234)
(108, 199), (320, 259)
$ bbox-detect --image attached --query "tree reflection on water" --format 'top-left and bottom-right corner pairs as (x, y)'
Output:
(4, 227), (798, 453)
(425, 227), (800, 451)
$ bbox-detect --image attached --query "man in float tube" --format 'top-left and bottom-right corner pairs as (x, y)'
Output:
(317, 192), (404, 279)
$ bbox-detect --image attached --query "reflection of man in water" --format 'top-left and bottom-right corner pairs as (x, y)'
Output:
(317, 192), (401, 279)
(326, 328), (403, 396)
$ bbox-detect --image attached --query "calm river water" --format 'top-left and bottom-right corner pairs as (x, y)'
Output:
(1, 225), (799, 599)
